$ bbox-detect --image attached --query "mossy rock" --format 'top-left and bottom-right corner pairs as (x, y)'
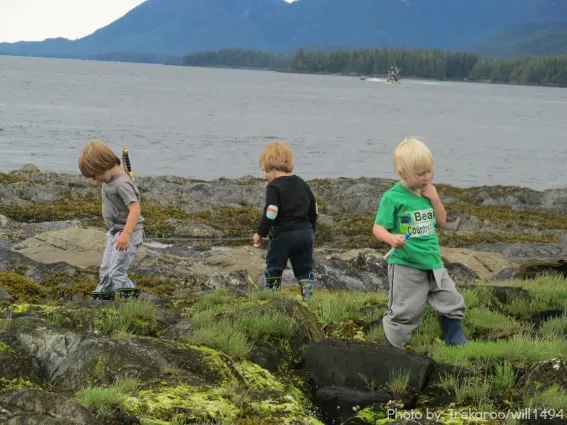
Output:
(0, 340), (44, 393)
(515, 258), (567, 280)
(0, 272), (46, 303)
(515, 358), (567, 396)
(122, 360), (323, 424)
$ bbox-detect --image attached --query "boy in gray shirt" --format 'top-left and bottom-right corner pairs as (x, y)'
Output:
(79, 140), (144, 300)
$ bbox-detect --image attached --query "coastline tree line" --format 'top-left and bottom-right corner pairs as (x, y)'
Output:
(180, 48), (567, 87)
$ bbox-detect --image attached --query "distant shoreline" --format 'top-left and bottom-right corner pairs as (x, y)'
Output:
(273, 68), (567, 89)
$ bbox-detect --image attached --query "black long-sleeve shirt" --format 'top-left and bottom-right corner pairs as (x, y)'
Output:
(257, 175), (318, 237)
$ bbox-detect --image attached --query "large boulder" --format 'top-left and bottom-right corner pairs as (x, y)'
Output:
(0, 388), (103, 425)
(440, 247), (511, 281)
(7, 317), (231, 393)
(304, 339), (435, 425)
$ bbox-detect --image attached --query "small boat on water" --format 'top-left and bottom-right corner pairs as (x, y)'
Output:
(360, 65), (401, 84)
(386, 65), (401, 84)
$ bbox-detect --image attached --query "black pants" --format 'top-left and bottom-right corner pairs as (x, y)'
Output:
(265, 228), (314, 280)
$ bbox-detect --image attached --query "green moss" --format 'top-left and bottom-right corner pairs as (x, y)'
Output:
(0, 341), (13, 352)
(0, 195), (101, 222)
(0, 173), (27, 184)
(353, 407), (393, 424)
(438, 230), (559, 247)
(0, 377), (39, 393)
(129, 384), (240, 422)
(0, 272), (46, 303)
(447, 203), (567, 231)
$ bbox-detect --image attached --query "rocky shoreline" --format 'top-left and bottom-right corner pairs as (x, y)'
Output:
(2, 165), (567, 425)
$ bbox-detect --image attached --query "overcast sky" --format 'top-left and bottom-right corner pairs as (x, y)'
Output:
(0, 0), (146, 42)
(0, 0), (297, 43)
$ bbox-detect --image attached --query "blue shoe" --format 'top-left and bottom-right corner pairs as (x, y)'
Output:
(439, 316), (468, 346)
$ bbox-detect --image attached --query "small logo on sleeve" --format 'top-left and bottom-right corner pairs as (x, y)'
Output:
(266, 205), (279, 220)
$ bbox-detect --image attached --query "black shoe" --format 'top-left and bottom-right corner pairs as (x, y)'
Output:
(91, 291), (115, 301)
(116, 288), (140, 300)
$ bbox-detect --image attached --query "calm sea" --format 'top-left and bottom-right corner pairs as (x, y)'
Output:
(1, 55), (566, 189)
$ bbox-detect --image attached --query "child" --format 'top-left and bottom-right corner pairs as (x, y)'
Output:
(373, 137), (467, 348)
(78, 140), (144, 300)
(253, 142), (318, 300)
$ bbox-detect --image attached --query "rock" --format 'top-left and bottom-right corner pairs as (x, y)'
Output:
(0, 246), (78, 284)
(515, 258), (567, 280)
(8, 317), (235, 393)
(305, 339), (435, 424)
(236, 299), (324, 372)
(8, 228), (201, 283)
(0, 337), (44, 388)
(470, 242), (566, 262)
(0, 286), (14, 303)
(489, 267), (519, 281)
(306, 339), (434, 392)
(18, 164), (41, 173)
(490, 286), (530, 305)
(440, 247), (511, 280)
(444, 262), (479, 284)
(0, 388), (103, 425)
(315, 386), (392, 425)
(11, 228), (109, 268)
(164, 220), (224, 238)
(161, 320), (193, 341)
(315, 249), (389, 291)
(516, 358), (567, 395)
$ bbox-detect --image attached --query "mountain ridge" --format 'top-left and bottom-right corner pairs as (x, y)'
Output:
(1, 0), (566, 60)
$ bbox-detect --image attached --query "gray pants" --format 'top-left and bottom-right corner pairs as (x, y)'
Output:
(383, 264), (466, 348)
(94, 228), (143, 293)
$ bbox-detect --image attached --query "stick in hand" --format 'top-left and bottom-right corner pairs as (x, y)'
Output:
(383, 233), (411, 260)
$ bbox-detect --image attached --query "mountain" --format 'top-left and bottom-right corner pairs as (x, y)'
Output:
(469, 22), (567, 57)
(1, 0), (567, 61)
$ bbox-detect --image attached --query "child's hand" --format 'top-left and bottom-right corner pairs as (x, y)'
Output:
(389, 234), (407, 248)
(115, 232), (131, 251)
(421, 183), (439, 200)
(252, 233), (261, 246)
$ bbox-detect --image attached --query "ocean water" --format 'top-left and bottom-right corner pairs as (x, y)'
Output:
(1, 55), (566, 189)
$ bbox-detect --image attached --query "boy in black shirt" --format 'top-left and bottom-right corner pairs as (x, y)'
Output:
(253, 142), (318, 300)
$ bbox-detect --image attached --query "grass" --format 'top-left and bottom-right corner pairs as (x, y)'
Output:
(5, 265), (567, 424)
(387, 369), (411, 398)
(184, 288), (302, 358)
(76, 376), (140, 419)
(95, 299), (158, 338)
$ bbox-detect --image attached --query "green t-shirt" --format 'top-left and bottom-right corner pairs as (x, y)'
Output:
(374, 182), (443, 270)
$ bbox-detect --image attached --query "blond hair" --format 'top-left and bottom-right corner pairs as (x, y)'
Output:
(259, 141), (294, 173)
(392, 137), (434, 177)
(78, 140), (120, 178)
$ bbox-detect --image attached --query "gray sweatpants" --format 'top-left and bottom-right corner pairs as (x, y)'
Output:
(94, 228), (143, 293)
(383, 264), (466, 348)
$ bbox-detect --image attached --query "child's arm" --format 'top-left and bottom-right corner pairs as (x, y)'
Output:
(114, 201), (141, 250)
(373, 225), (407, 247)
(307, 187), (317, 233)
(373, 194), (406, 248)
(422, 184), (446, 226)
(253, 185), (279, 244)
(122, 201), (141, 238)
